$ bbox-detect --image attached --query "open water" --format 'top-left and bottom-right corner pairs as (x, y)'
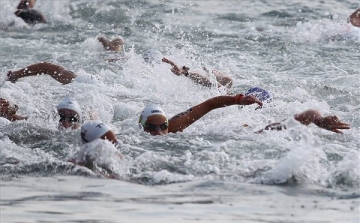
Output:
(0, 0), (359, 222)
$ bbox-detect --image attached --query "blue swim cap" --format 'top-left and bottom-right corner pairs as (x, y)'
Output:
(245, 87), (272, 103)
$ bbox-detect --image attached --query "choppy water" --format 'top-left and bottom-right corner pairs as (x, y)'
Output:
(0, 0), (359, 222)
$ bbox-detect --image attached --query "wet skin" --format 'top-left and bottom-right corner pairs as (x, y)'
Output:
(143, 115), (169, 136)
(57, 108), (81, 130)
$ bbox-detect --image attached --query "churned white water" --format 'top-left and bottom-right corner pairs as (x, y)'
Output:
(0, 0), (359, 222)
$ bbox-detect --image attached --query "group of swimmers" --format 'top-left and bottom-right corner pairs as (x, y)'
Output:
(0, 58), (351, 141)
(1, 0), (356, 172)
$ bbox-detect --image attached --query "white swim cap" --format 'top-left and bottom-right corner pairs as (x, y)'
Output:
(139, 105), (167, 126)
(0, 117), (11, 126)
(81, 120), (112, 144)
(56, 98), (82, 120)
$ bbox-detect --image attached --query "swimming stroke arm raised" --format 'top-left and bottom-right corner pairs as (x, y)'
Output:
(7, 62), (77, 85)
(162, 57), (223, 88)
(168, 94), (262, 133)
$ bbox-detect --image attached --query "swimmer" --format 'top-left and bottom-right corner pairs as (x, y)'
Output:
(56, 97), (83, 130)
(139, 94), (262, 136)
(6, 62), (77, 85)
(162, 58), (274, 103)
(15, 0), (46, 25)
(348, 8), (360, 27)
(68, 120), (122, 178)
(80, 120), (118, 145)
(0, 97), (82, 130)
(257, 109), (350, 134)
(162, 57), (233, 89)
(95, 35), (129, 62)
(97, 35), (125, 53)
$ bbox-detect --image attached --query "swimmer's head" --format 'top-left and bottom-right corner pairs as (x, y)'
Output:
(56, 98), (82, 130)
(142, 49), (163, 64)
(139, 105), (169, 136)
(81, 120), (118, 145)
(245, 87), (272, 104)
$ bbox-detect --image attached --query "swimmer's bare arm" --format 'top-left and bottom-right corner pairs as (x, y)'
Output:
(168, 94), (262, 133)
(256, 109), (350, 133)
(161, 57), (185, 76)
(294, 109), (350, 133)
(162, 57), (222, 88)
(7, 62), (77, 85)
(0, 98), (28, 121)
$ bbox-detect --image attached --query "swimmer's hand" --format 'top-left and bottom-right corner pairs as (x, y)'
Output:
(162, 57), (177, 67)
(314, 116), (350, 133)
(235, 94), (263, 107)
(162, 58), (190, 76)
(0, 98), (18, 121)
(162, 58), (181, 75)
(7, 71), (17, 83)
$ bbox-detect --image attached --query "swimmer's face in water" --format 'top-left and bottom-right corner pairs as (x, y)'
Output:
(143, 115), (169, 136)
(58, 108), (81, 130)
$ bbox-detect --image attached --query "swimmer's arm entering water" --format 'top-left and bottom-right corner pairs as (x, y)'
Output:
(256, 109), (350, 133)
(162, 57), (224, 88)
(7, 62), (77, 85)
(0, 98), (28, 121)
